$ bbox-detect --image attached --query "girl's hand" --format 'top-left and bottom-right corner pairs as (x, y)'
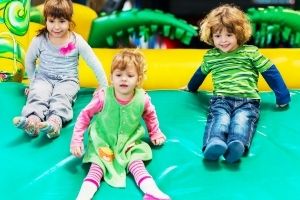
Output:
(70, 145), (84, 157)
(151, 137), (166, 146)
(24, 87), (29, 96)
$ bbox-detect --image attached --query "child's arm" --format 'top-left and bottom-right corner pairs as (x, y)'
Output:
(142, 92), (166, 146)
(25, 37), (40, 81)
(70, 89), (105, 157)
(77, 34), (108, 88)
(261, 64), (291, 107)
(187, 66), (207, 92)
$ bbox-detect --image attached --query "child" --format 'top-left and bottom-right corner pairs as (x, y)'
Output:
(70, 49), (170, 200)
(13, 0), (108, 138)
(185, 4), (290, 163)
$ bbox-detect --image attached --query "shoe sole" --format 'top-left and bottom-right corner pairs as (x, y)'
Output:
(203, 139), (227, 160)
(224, 140), (245, 163)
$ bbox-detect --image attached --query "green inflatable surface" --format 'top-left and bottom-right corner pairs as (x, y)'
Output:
(1, 82), (299, 199)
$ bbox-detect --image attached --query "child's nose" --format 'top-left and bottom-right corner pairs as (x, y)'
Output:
(221, 36), (226, 42)
(54, 23), (60, 29)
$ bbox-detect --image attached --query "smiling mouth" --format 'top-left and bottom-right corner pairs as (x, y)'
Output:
(221, 44), (230, 48)
(120, 84), (128, 87)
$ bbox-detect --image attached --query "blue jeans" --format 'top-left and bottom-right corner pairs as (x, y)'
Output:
(202, 96), (260, 152)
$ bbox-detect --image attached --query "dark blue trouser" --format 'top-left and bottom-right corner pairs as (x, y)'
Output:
(202, 95), (260, 151)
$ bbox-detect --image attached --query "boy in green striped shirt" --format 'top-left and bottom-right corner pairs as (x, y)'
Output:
(186, 4), (290, 163)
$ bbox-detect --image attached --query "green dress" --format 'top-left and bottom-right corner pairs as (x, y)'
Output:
(83, 87), (152, 187)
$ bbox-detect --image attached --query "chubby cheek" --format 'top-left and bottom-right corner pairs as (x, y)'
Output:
(46, 25), (52, 31)
(110, 75), (117, 83)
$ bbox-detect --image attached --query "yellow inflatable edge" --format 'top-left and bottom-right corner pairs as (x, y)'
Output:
(78, 48), (300, 90)
(2, 1), (298, 91)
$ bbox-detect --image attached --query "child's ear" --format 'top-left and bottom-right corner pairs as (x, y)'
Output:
(137, 76), (142, 86)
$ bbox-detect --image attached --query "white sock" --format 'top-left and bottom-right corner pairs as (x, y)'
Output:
(76, 181), (98, 200)
(139, 178), (170, 199)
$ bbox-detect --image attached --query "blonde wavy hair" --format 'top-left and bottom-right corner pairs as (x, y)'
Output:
(199, 4), (252, 46)
(111, 49), (147, 86)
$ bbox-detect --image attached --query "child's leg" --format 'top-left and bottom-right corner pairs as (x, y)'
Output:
(224, 99), (259, 163)
(13, 115), (41, 136)
(41, 78), (79, 138)
(76, 163), (103, 200)
(202, 97), (230, 161)
(39, 115), (62, 139)
(129, 160), (170, 200)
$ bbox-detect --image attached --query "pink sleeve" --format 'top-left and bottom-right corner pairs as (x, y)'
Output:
(70, 89), (105, 147)
(142, 92), (166, 141)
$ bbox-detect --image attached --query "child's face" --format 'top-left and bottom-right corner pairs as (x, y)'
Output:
(46, 16), (70, 39)
(111, 64), (140, 100)
(212, 28), (238, 53)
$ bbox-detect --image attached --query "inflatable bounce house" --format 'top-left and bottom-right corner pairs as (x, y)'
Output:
(1, 1), (300, 199)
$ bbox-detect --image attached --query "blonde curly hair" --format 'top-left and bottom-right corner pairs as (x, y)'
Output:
(111, 49), (147, 86)
(199, 4), (252, 46)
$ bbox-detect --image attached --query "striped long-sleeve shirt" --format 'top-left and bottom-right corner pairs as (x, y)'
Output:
(188, 45), (290, 104)
(25, 32), (108, 87)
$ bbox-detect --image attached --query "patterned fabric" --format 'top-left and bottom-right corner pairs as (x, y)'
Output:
(83, 87), (152, 187)
(84, 163), (103, 188)
(200, 45), (273, 99)
(25, 32), (107, 87)
(128, 160), (151, 186)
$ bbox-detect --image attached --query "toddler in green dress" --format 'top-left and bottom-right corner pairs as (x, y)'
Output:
(70, 49), (170, 200)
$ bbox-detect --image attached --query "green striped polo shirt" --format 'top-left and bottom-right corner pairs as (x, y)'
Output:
(200, 45), (273, 99)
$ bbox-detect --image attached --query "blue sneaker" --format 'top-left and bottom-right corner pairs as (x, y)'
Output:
(203, 138), (227, 161)
(224, 140), (245, 163)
